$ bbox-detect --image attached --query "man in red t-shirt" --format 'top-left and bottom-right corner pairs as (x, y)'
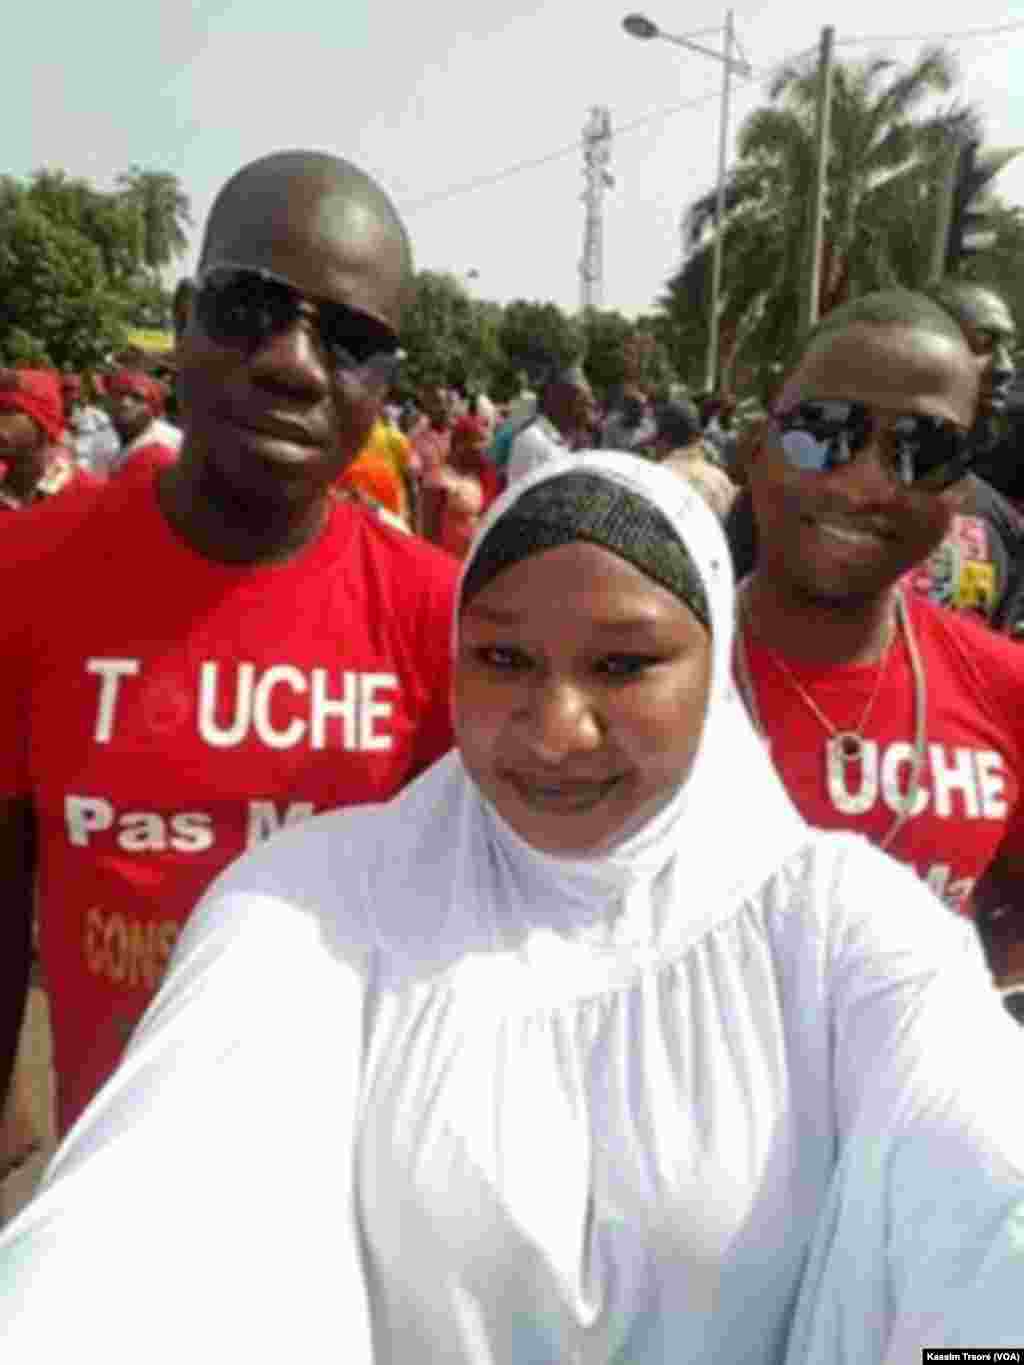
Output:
(0, 150), (460, 1139)
(733, 290), (1024, 990)
(105, 368), (182, 481)
(0, 369), (100, 512)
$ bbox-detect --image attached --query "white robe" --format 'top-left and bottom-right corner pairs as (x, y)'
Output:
(1, 453), (1021, 1363)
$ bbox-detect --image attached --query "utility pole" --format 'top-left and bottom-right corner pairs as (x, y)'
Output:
(579, 107), (614, 313)
(621, 10), (751, 391)
(705, 8), (735, 394)
(801, 25), (835, 334)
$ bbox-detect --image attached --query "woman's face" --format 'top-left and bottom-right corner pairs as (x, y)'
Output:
(455, 540), (712, 855)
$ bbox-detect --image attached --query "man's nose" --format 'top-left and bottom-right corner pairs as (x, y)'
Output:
(248, 314), (330, 398)
(990, 342), (1015, 385)
(827, 437), (904, 505)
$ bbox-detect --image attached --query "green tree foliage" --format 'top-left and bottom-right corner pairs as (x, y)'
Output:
(26, 170), (143, 286)
(401, 279), (585, 401)
(580, 310), (635, 399)
(0, 167), (188, 368)
(497, 300), (582, 391)
(660, 45), (976, 393)
(627, 319), (676, 397)
(0, 191), (128, 369)
(116, 168), (192, 278)
(400, 271), (484, 393)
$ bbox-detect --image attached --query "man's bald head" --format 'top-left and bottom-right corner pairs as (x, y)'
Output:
(197, 150), (413, 326)
(779, 289), (978, 431)
(804, 289), (966, 358)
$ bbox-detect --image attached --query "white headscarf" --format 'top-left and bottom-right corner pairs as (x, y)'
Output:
(446, 449), (808, 951)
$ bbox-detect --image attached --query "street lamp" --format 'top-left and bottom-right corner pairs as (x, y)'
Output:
(622, 10), (751, 394)
(622, 13), (659, 39)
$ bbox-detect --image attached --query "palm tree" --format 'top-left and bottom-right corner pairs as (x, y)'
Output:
(117, 168), (192, 280)
(661, 46), (976, 392)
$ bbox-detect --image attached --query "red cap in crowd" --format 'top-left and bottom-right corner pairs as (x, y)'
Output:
(453, 414), (489, 443)
(0, 369), (66, 444)
(106, 368), (165, 416)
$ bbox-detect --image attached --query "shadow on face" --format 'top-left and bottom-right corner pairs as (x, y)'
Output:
(454, 540), (712, 855)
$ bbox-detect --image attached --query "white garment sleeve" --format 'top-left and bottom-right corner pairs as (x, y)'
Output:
(787, 839), (1024, 1363)
(506, 425), (559, 484)
(0, 831), (376, 1363)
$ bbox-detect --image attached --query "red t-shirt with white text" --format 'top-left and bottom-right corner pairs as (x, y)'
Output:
(738, 593), (1024, 915)
(0, 473), (458, 1130)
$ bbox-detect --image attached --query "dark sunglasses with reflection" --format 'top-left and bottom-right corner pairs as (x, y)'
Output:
(769, 398), (977, 493)
(194, 263), (404, 385)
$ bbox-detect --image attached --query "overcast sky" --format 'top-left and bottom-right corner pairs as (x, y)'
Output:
(8, 0), (1024, 318)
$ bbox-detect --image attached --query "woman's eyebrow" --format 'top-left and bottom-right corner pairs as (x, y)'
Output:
(464, 605), (667, 633)
(463, 605), (526, 625)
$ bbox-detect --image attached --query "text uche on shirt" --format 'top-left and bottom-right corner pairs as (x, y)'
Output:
(769, 737), (1011, 821)
(86, 657), (400, 751)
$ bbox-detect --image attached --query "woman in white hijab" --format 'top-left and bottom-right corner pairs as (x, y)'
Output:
(1, 453), (1022, 1362)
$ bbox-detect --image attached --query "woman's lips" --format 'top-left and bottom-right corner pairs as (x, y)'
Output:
(500, 771), (625, 813)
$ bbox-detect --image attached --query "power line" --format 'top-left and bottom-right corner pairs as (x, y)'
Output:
(400, 85), (738, 214)
(399, 18), (1024, 216)
(837, 18), (1024, 47)
(766, 18), (1024, 70)
(400, 141), (582, 212)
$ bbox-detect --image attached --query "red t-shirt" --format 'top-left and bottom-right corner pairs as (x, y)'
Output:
(738, 593), (1024, 916)
(0, 473), (458, 1131)
(113, 441), (179, 481)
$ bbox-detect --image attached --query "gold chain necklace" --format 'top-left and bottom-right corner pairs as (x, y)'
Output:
(747, 611), (895, 774)
(735, 586), (929, 851)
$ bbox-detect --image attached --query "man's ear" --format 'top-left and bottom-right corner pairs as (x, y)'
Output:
(172, 279), (193, 343)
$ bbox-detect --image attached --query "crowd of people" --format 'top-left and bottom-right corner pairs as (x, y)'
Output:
(0, 146), (1022, 1359)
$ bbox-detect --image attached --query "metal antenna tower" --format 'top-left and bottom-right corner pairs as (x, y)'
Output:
(579, 107), (614, 312)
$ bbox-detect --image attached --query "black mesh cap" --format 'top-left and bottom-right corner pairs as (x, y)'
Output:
(460, 471), (710, 629)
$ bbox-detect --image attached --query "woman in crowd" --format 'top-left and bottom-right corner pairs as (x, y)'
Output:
(431, 412), (500, 557)
(1, 452), (1021, 1362)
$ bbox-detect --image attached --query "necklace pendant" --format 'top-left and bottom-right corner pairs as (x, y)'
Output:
(834, 732), (865, 764)
(827, 733), (865, 785)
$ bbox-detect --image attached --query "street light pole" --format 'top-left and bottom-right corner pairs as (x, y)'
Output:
(622, 10), (750, 394)
(706, 9), (734, 396)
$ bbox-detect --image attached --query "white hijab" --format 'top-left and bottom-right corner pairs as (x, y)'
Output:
(444, 450), (808, 953)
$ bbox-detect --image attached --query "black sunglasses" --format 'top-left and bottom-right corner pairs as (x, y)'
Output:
(770, 398), (975, 491)
(195, 264), (403, 384)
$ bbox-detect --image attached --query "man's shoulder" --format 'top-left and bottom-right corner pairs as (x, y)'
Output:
(967, 474), (1024, 539)
(0, 473), (117, 570)
(329, 499), (459, 593)
(910, 589), (1024, 685)
(116, 442), (178, 480)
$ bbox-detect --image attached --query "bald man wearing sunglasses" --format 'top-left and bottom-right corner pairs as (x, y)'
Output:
(728, 286), (1024, 635)
(0, 151), (460, 1157)
(733, 290), (1024, 997)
